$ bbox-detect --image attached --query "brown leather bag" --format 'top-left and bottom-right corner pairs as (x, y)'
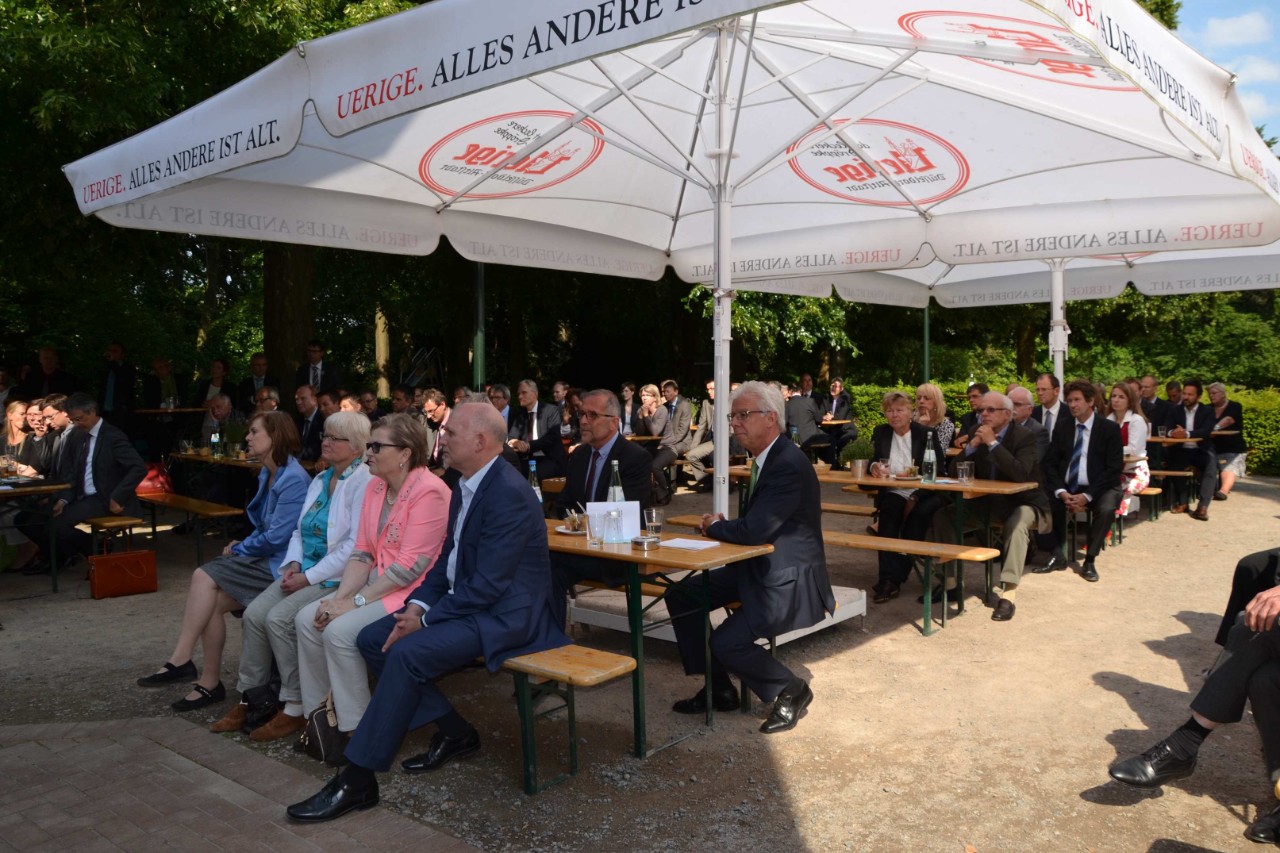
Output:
(87, 550), (158, 599)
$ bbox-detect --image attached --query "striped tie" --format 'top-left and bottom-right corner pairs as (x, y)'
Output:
(1066, 423), (1085, 492)
(748, 459), (760, 499)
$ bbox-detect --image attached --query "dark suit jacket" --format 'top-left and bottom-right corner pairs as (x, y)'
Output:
(1212, 401), (1245, 453)
(236, 375), (282, 415)
(15, 367), (77, 400)
(963, 422), (1052, 526)
(412, 457), (570, 671)
(1045, 414), (1124, 502)
(1031, 402), (1065, 434)
(1163, 402), (1217, 449)
(785, 395), (827, 445)
(1141, 396), (1172, 431)
(660, 397), (694, 454)
(61, 420), (147, 514)
(190, 379), (233, 408)
(98, 361), (137, 413)
(40, 427), (82, 482)
(560, 435), (652, 525)
(508, 403), (567, 477)
(870, 421), (943, 478)
(705, 437), (835, 639)
(820, 391), (852, 421)
(295, 410), (323, 461)
(1016, 416), (1050, 465)
(294, 362), (343, 394)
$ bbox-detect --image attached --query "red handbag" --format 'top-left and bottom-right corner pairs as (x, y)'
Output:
(88, 550), (158, 599)
(136, 462), (173, 496)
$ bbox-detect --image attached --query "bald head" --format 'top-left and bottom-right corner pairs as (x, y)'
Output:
(441, 401), (507, 476)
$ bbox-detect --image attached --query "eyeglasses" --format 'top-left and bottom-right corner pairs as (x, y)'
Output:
(976, 406), (1009, 414)
(726, 410), (768, 423)
(320, 433), (348, 443)
(365, 441), (406, 454)
(578, 411), (615, 422)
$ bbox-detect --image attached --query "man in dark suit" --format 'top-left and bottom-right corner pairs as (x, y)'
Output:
(936, 392), (1052, 621)
(1108, 569), (1280, 844)
(867, 391), (945, 605)
(784, 385), (834, 465)
(1009, 386), (1049, 464)
(236, 352), (281, 416)
(955, 382), (989, 445)
(420, 388), (451, 474)
(1041, 379), (1124, 583)
(1031, 372), (1069, 569)
(294, 339), (342, 395)
(16, 347), (78, 399)
(507, 379), (566, 481)
(14, 394), (83, 574)
(1138, 374), (1171, 430)
(285, 402), (569, 823)
(1162, 378), (1218, 519)
(649, 379), (694, 505)
(667, 381), (835, 734)
(50, 393), (147, 567)
(819, 377), (858, 467)
(293, 384), (323, 462)
(548, 389), (653, 628)
(684, 380), (719, 492)
(98, 341), (137, 431)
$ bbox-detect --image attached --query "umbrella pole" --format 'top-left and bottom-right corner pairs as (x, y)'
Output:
(1047, 258), (1069, 384)
(922, 300), (931, 383)
(473, 262), (486, 389)
(711, 25), (734, 519)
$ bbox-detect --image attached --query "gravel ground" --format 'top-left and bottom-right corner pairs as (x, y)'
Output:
(1, 475), (1277, 851)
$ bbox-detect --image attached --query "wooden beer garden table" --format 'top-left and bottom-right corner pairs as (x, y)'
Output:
(0, 480), (68, 592)
(545, 518), (772, 758)
(170, 451), (316, 473)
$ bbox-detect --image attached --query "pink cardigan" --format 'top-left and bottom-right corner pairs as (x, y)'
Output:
(354, 467), (450, 614)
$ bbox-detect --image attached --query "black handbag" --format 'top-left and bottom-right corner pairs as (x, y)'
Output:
(241, 683), (281, 731)
(296, 692), (347, 766)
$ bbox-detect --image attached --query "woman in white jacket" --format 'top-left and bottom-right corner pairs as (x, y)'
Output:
(208, 411), (373, 741)
(1107, 382), (1150, 518)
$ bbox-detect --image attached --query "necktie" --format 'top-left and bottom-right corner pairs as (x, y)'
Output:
(1044, 409), (1054, 436)
(529, 409), (538, 442)
(586, 449), (601, 499)
(748, 459), (760, 499)
(311, 365), (320, 388)
(301, 416), (310, 444)
(1066, 422), (1085, 492)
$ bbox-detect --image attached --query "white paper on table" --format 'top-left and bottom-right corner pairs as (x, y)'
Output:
(662, 538), (720, 551)
(585, 500), (641, 543)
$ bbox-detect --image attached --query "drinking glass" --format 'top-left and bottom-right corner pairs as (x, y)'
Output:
(644, 507), (664, 537)
(587, 512), (606, 547)
(877, 458), (891, 478)
(1156, 426), (1167, 437)
(957, 461), (974, 484)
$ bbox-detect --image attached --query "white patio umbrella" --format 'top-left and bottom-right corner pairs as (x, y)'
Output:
(63, 0), (1280, 512)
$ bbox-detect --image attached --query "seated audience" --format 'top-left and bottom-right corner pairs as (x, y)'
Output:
(1106, 381), (1149, 518)
(254, 386), (281, 413)
(192, 358), (232, 407)
(915, 383), (956, 453)
(506, 379), (566, 481)
(619, 381), (641, 436)
(1162, 378), (1217, 520)
(137, 412), (310, 711)
(954, 382), (989, 447)
(644, 380), (694, 505)
(236, 352), (281, 416)
(295, 414), (450, 750)
(868, 392), (945, 604)
(1207, 381), (1245, 501)
(785, 382), (834, 466)
(207, 412), (373, 741)
(357, 389), (385, 422)
(820, 377), (858, 467)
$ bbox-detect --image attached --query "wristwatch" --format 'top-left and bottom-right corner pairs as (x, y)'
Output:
(353, 593), (367, 608)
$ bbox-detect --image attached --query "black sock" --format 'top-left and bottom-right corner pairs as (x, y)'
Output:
(710, 670), (735, 694)
(435, 709), (471, 739)
(339, 762), (376, 790)
(1165, 717), (1212, 760)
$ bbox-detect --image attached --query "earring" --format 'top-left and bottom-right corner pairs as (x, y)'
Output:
(399, 461), (405, 469)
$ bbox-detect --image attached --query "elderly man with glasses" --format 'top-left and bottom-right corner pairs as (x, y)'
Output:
(931, 391), (1051, 622)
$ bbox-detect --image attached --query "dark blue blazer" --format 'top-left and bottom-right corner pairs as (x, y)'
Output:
(1044, 414), (1124, 501)
(561, 434), (652, 526)
(233, 456), (311, 577)
(413, 456), (569, 671)
(706, 437), (835, 639)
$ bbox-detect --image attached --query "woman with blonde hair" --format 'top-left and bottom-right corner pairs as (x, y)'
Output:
(914, 383), (956, 452)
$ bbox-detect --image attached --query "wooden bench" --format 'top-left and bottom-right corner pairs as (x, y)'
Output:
(137, 493), (243, 563)
(822, 531), (1001, 636)
(501, 645), (636, 794)
(86, 516), (144, 555)
(821, 501), (876, 518)
(1148, 470), (1195, 512)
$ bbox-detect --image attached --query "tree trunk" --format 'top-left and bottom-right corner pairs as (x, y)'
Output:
(264, 244), (315, 400)
(194, 238), (227, 356)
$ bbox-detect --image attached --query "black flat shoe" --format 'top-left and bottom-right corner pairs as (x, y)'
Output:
(286, 774), (379, 823)
(401, 727), (481, 773)
(672, 686), (740, 714)
(171, 681), (226, 712)
(137, 660), (197, 687)
(1108, 739), (1196, 788)
(1244, 802), (1280, 844)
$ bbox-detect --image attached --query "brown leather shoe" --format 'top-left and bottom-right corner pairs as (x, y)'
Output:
(210, 702), (248, 733)
(991, 598), (1016, 621)
(250, 709), (307, 742)
(1190, 506), (1209, 521)
(1169, 503), (1187, 514)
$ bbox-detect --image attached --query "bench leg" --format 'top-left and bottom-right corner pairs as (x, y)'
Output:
(512, 672), (576, 795)
(922, 558), (934, 637)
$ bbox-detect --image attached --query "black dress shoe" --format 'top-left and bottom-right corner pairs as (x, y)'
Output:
(1108, 739), (1196, 788)
(1081, 562), (1100, 582)
(1031, 554), (1068, 574)
(991, 598), (1016, 621)
(760, 681), (813, 734)
(916, 585), (961, 604)
(1213, 490), (1228, 502)
(1244, 802), (1280, 844)
(286, 774), (379, 823)
(20, 558), (51, 576)
(401, 727), (481, 773)
(171, 681), (226, 712)
(871, 580), (900, 604)
(137, 660), (197, 687)
(672, 686), (740, 714)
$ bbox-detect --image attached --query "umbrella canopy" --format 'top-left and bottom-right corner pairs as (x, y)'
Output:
(64, 0), (1280, 511)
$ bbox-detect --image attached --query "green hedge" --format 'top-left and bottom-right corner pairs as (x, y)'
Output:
(843, 383), (1280, 475)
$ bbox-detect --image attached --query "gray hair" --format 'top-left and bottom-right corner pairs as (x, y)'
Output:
(1008, 386), (1034, 406)
(730, 381), (785, 421)
(984, 391), (1014, 411)
(518, 379), (538, 397)
(1207, 381), (1227, 396)
(582, 389), (620, 417)
(321, 410), (371, 457)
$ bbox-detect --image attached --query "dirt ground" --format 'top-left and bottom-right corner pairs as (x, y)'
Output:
(2, 476), (1278, 852)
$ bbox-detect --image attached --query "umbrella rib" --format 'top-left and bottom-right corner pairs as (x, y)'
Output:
(663, 37), (720, 256)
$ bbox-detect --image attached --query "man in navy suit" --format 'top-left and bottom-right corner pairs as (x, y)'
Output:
(286, 402), (569, 823)
(507, 379), (567, 481)
(548, 389), (653, 628)
(294, 339), (343, 395)
(1041, 379), (1124, 583)
(1162, 378), (1218, 520)
(667, 381), (835, 734)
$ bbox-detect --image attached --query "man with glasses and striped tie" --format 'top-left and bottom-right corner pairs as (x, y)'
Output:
(1043, 379), (1124, 584)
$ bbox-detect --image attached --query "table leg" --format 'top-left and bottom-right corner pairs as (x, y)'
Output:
(702, 570), (713, 728)
(626, 562), (646, 758)
(47, 501), (58, 594)
(951, 495), (965, 614)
